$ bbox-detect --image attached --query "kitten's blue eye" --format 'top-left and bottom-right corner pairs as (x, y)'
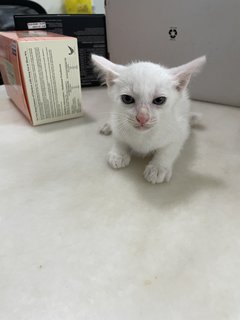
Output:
(121, 94), (135, 104)
(152, 96), (167, 105)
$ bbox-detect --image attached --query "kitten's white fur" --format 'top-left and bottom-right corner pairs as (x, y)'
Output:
(92, 55), (206, 184)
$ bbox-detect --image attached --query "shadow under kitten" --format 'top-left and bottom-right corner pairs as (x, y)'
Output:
(119, 129), (224, 209)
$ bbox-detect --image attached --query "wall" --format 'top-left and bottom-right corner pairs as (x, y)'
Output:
(36, 0), (105, 14)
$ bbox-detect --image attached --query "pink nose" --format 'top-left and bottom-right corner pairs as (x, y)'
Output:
(136, 113), (150, 125)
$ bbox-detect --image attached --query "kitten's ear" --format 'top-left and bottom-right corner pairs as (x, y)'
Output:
(91, 54), (125, 86)
(170, 56), (206, 92)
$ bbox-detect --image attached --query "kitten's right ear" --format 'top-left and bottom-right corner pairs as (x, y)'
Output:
(91, 54), (125, 86)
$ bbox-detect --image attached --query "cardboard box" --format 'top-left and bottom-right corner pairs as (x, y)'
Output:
(0, 31), (82, 125)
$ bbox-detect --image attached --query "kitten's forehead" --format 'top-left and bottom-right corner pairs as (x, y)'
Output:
(118, 62), (173, 98)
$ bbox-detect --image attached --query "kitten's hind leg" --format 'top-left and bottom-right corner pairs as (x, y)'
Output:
(99, 122), (112, 135)
(190, 112), (202, 127)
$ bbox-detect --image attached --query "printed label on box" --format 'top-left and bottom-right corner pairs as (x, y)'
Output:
(19, 39), (82, 125)
(27, 22), (47, 30)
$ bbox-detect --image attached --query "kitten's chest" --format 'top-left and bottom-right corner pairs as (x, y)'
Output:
(122, 129), (167, 154)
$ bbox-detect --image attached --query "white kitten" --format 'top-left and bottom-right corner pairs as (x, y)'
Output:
(92, 54), (206, 184)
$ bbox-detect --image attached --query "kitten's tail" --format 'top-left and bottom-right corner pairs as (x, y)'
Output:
(190, 112), (202, 127)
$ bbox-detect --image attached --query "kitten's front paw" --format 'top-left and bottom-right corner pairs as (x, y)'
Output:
(144, 164), (172, 184)
(108, 151), (131, 169)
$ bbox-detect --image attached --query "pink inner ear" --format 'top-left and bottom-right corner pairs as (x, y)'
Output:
(106, 70), (119, 86)
(175, 73), (191, 92)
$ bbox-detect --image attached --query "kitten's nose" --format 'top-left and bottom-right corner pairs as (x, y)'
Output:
(136, 111), (150, 125)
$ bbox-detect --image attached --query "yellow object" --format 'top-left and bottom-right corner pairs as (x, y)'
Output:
(64, 0), (93, 14)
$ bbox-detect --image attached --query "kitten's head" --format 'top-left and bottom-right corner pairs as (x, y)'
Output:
(92, 54), (206, 131)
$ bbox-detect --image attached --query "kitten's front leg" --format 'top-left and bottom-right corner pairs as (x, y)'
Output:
(108, 140), (131, 169)
(144, 140), (185, 184)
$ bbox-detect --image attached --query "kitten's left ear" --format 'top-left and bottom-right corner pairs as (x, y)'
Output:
(91, 54), (125, 86)
(170, 56), (206, 92)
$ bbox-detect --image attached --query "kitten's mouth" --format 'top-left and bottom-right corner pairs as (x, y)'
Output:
(133, 123), (153, 130)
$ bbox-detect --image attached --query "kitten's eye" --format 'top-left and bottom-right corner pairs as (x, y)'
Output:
(121, 94), (135, 105)
(152, 96), (167, 106)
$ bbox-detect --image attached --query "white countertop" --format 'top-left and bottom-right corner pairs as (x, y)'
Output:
(1, 85), (240, 320)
